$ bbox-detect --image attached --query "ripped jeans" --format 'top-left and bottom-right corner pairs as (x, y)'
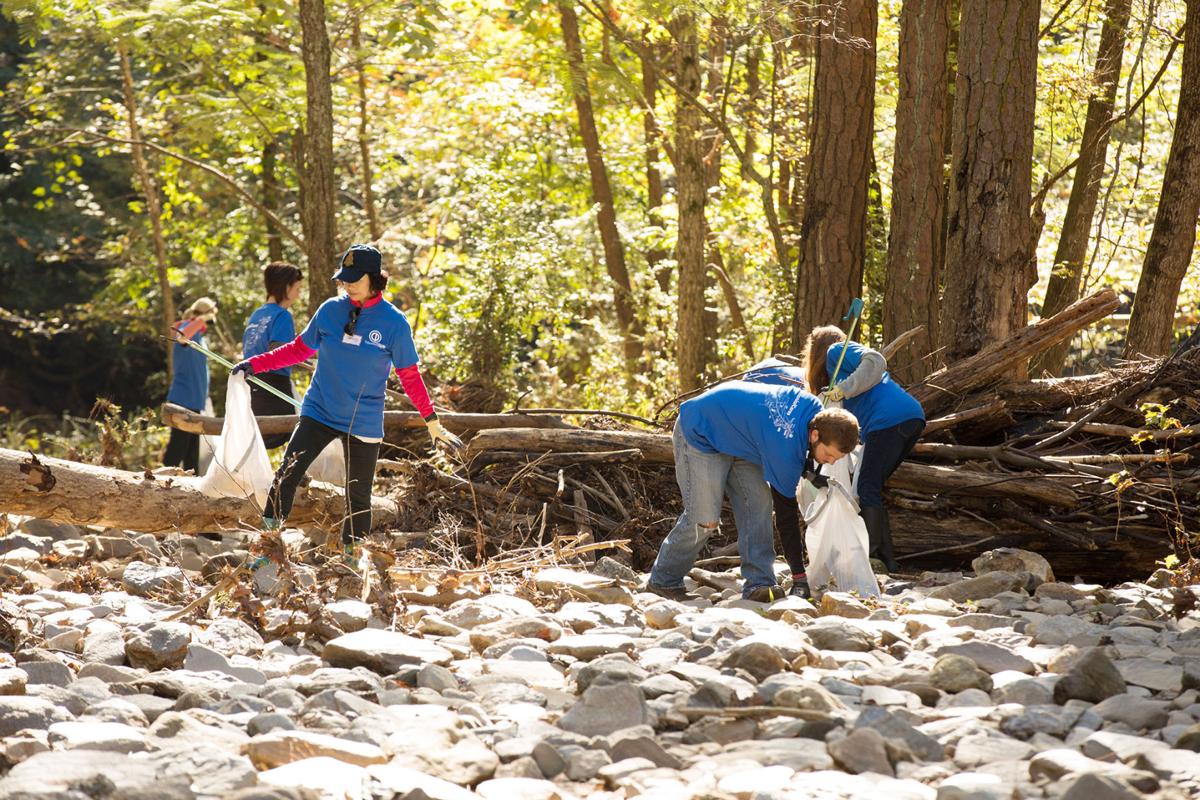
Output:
(649, 422), (777, 597)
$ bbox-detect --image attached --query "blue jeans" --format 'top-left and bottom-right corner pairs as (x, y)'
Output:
(650, 423), (777, 597)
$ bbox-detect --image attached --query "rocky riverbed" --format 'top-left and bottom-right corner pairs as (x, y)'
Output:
(1, 518), (1200, 799)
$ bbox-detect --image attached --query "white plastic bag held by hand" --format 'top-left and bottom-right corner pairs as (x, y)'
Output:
(803, 455), (880, 598)
(307, 438), (346, 485)
(197, 374), (275, 507)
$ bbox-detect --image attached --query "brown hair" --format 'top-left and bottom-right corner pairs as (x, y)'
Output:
(368, 271), (389, 295)
(803, 325), (847, 392)
(810, 407), (860, 453)
(264, 262), (303, 303)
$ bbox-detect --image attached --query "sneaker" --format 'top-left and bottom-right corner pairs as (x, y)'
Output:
(789, 576), (811, 600)
(745, 585), (783, 603)
(644, 582), (689, 601)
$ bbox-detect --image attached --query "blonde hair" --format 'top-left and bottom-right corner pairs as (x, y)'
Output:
(185, 296), (218, 321)
(803, 325), (846, 392)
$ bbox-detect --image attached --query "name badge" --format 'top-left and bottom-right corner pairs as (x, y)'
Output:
(342, 333), (362, 346)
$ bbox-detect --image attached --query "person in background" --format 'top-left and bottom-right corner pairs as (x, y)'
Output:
(646, 379), (860, 603)
(803, 326), (926, 573)
(739, 356), (814, 598)
(242, 262), (304, 448)
(163, 296), (219, 474)
(231, 244), (462, 551)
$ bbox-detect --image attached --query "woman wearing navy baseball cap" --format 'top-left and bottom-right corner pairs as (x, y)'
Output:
(232, 244), (461, 549)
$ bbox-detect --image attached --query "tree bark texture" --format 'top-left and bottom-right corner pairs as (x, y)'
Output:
(790, 0), (878, 348)
(559, 2), (643, 364)
(0, 449), (394, 535)
(299, 0), (337, 314)
(117, 42), (176, 378)
(941, 0), (1041, 366)
(884, 0), (951, 383)
(641, 43), (670, 292)
(161, 404), (575, 437)
(1124, 0), (1200, 358)
(262, 138), (284, 262)
(353, 14), (382, 242)
(1033, 0), (1131, 376)
(674, 12), (711, 391)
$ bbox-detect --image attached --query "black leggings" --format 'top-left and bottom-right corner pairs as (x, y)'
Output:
(163, 428), (200, 474)
(264, 416), (380, 544)
(250, 372), (297, 449)
(858, 418), (925, 508)
(773, 488), (805, 578)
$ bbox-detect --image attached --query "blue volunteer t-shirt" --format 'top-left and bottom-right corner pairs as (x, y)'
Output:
(827, 341), (925, 435)
(243, 303), (297, 376)
(678, 382), (822, 498)
(166, 322), (209, 413)
(298, 296), (419, 439)
(741, 357), (806, 389)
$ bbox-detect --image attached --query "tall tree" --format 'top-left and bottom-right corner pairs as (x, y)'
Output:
(558, 1), (643, 363)
(790, 0), (878, 348)
(940, 0), (1040, 366)
(352, 12), (382, 242)
(117, 41), (175, 376)
(261, 138), (284, 262)
(640, 41), (669, 292)
(673, 11), (711, 390)
(884, 0), (951, 383)
(1125, 2), (1200, 358)
(1032, 0), (1132, 376)
(298, 0), (337, 313)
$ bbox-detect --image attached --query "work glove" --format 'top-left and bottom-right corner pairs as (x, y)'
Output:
(426, 418), (464, 452)
(820, 383), (845, 404)
(805, 469), (830, 490)
(231, 360), (254, 377)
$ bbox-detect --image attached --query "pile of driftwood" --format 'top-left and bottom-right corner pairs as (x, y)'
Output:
(1, 288), (1195, 583)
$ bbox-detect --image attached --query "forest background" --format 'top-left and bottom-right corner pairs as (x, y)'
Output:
(0, 0), (1197, 467)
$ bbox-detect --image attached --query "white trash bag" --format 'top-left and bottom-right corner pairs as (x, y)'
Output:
(802, 454), (880, 598)
(306, 438), (346, 485)
(196, 374), (275, 508)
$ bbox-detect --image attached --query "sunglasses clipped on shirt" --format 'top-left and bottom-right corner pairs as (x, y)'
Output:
(344, 304), (362, 337)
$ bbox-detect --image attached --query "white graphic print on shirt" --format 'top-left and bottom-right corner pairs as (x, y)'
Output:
(765, 392), (801, 439)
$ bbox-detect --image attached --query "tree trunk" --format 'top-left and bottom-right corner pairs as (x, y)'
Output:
(0, 449), (394, 535)
(641, 42), (670, 293)
(262, 138), (284, 262)
(789, 0), (878, 347)
(161, 403), (575, 437)
(674, 11), (711, 390)
(298, 0), (337, 314)
(1124, 0), (1200, 358)
(558, 2), (643, 364)
(353, 14), (382, 242)
(1032, 0), (1132, 376)
(885, 0), (951, 383)
(117, 43), (175, 378)
(940, 0), (1041, 367)
(912, 287), (1119, 415)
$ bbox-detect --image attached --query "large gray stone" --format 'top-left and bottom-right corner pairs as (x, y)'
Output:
(124, 621), (191, 670)
(1091, 694), (1169, 731)
(122, 560), (186, 597)
(0, 695), (73, 737)
(936, 641), (1035, 675)
(829, 727), (893, 775)
(972, 548), (1053, 585)
(1028, 616), (1106, 647)
(854, 706), (944, 762)
(322, 629), (453, 673)
(0, 748), (195, 799)
(143, 743), (258, 797)
(1054, 647), (1126, 703)
(804, 621), (873, 652)
(930, 654), (993, 693)
(929, 571), (1026, 602)
(558, 683), (649, 737)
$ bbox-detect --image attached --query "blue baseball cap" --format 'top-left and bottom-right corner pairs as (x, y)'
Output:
(332, 244), (382, 282)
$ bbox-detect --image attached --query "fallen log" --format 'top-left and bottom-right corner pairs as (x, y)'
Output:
(162, 404), (575, 437)
(911, 289), (1120, 416)
(888, 462), (1079, 508)
(996, 372), (1125, 413)
(0, 448), (397, 534)
(1042, 420), (1200, 441)
(468, 428), (676, 464)
(923, 399), (1011, 436)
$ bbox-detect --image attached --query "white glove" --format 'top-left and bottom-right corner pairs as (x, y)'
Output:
(426, 418), (464, 451)
(821, 384), (845, 404)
